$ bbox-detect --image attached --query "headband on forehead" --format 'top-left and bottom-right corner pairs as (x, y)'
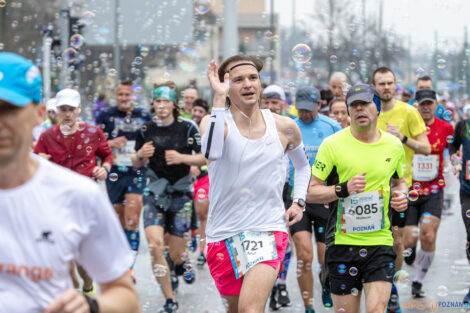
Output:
(226, 62), (258, 73)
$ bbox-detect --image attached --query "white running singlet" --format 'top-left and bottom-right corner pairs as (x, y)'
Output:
(0, 156), (133, 312)
(206, 109), (287, 243)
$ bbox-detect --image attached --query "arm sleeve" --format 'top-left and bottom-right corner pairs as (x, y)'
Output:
(201, 108), (226, 161)
(449, 120), (464, 155)
(76, 183), (133, 283)
(95, 128), (113, 165)
(287, 143), (311, 201)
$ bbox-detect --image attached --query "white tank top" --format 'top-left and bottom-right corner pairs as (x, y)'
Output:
(205, 109), (287, 243)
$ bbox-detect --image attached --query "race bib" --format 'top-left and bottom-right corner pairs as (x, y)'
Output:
(225, 231), (277, 279)
(412, 154), (439, 181)
(115, 140), (135, 167)
(339, 190), (385, 234)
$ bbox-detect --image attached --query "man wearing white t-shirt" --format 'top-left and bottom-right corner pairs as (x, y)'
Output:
(0, 53), (140, 312)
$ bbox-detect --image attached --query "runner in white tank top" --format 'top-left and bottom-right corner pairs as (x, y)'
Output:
(200, 56), (311, 313)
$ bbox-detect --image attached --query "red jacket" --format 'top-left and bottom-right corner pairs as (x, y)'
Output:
(34, 123), (113, 178)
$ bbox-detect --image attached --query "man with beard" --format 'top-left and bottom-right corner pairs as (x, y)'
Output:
(373, 67), (431, 312)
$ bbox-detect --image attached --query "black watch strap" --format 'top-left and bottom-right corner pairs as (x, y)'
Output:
(401, 135), (408, 144)
(297, 199), (306, 208)
(335, 182), (349, 198)
(85, 295), (100, 313)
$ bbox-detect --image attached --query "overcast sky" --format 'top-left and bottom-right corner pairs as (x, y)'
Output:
(267, 0), (470, 53)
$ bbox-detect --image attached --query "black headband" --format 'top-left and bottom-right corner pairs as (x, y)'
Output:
(226, 62), (258, 73)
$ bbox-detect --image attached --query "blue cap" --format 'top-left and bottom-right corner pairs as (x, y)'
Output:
(0, 52), (42, 106)
(345, 83), (381, 115)
(295, 86), (321, 111)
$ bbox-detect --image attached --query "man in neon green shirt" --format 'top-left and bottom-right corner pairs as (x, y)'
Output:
(307, 83), (408, 313)
(373, 67), (431, 312)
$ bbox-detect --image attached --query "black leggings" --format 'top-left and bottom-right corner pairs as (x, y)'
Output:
(459, 190), (470, 262)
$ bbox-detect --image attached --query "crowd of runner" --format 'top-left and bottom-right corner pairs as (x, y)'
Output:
(2, 50), (470, 313)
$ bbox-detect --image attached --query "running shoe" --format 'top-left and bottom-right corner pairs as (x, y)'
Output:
(404, 247), (416, 266)
(319, 272), (332, 308)
(163, 299), (179, 313)
(277, 283), (291, 307)
(189, 234), (198, 253)
(182, 262), (196, 284)
(269, 285), (281, 311)
(82, 285), (95, 296)
(411, 281), (426, 298)
(197, 251), (207, 267)
(463, 288), (470, 304)
(305, 309), (315, 313)
(387, 286), (401, 313)
(170, 271), (179, 291)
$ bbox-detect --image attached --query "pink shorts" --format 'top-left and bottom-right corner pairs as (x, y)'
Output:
(193, 175), (209, 201)
(207, 231), (288, 296)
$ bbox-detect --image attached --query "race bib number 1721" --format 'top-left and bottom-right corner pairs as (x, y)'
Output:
(225, 231), (277, 279)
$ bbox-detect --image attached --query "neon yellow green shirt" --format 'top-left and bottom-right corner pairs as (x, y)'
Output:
(312, 128), (406, 246)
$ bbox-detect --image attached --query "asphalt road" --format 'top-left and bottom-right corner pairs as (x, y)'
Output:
(129, 170), (470, 312)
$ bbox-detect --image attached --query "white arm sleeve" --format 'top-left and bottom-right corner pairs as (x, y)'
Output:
(201, 107), (226, 161)
(287, 143), (311, 201)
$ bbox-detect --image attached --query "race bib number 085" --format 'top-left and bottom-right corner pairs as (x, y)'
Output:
(339, 190), (385, 234)
(225, 231), (277, 279)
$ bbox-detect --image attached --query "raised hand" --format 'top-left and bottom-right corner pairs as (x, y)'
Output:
(207, 60), (230, 101)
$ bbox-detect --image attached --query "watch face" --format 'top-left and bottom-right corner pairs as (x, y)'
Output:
(298, 199), (306, 207)
(335, 185), (342, 192)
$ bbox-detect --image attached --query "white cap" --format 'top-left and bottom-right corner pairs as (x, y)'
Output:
(46, 98), (57, 113)
(263, 85), (286, 102)
(56, 88), (80, 108)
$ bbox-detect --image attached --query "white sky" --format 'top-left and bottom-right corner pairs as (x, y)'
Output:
(266, 0), (470, 53)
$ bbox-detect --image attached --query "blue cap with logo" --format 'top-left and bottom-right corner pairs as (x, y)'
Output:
(345, 83), (381, 115)
(0, 52), (42, 106)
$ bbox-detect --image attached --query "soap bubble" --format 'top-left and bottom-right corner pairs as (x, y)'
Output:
(437, 58), (447, 70)
(70, 34), (84, 49)
(408, 190), (419, 201)
(63, 48), (78, 63)
(329, 55), (338, 63)
(140, 46), (149, 57)
(291, 44), (312, 64)
(393, 270), (410, 287)
(437, 285), (448, 297)
(176, 48), (201, 71)
(194, 0), (211, 14)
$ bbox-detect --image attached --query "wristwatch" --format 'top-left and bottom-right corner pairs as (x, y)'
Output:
(294, 198), (306, 209)
(335, 182), (349, 198)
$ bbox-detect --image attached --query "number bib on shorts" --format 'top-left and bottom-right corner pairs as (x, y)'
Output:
(225, 231), (277, 279)
(339, 190), (385, 234)
(412, 154), (439, 181)
(115, 140), (135, 167)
